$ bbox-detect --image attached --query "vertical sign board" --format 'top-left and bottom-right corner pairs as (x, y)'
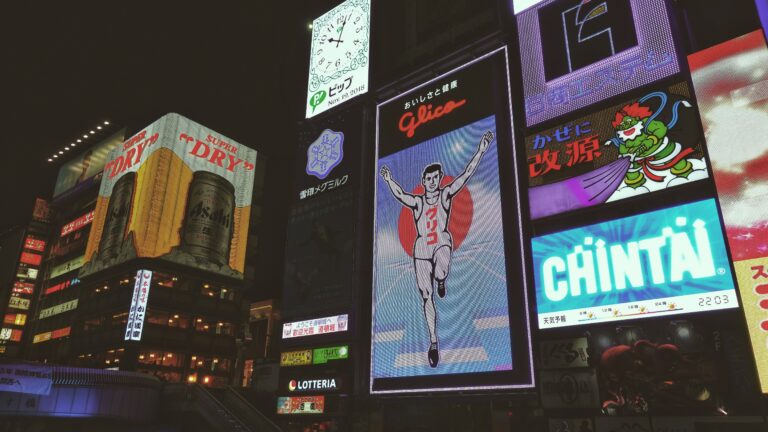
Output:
(517, 0), (681, 126)
(81, 113), (257, 280)
(524, 81), (710, 220)
(306, 0), (370, 118)
(689, 30), (768, 393)
(372, 48), (533, 393)
(125, 270), (152, 341)
(532, 199), (738, 329)
(283, 108), (362, 318)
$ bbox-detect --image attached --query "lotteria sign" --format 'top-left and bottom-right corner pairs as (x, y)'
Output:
(532, 199), (737, 329)
(288, 377), (340, 392)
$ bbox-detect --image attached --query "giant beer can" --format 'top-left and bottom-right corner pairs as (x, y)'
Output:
(98, 172), (136, 258)
(181, 171), (235, 266)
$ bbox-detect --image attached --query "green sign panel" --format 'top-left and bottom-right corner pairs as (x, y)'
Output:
(312, 345), (348, 364)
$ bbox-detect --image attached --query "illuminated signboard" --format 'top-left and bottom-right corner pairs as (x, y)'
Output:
(16, 265), (38, 280)
(81, 114), (257, 280)
(525, 82), (709, 219)
(282, 314), (348, 340)
(532, 199), (738, 329)
(43, 278), (80, 296)
(53, 130), (124, 198)
(512, 0), (545, 14)
(19, 252), (42, 266)
(3, 314), (27, 326)
(517, 0), (680, 126)
(689, 29), (768, 393)
(372, 48), (534, 393)
(277, 396), (324, 415)
(12, 282), (34, 295)
(313, 345), (348, 364)
(281, 350), (313, 367)
(50, 255), (84, 279)
(32, 327), (71, 344)
(0, 328), (23, 342)
(7, 296), (30, 311)
(24, 237), (46, 252)
(306, 0), (370, 118)
(287, 377), (341, 393)
(124, 270), (152, 341)
(60, 211), (95, 237)
(283, 109), (362, 318)
(38, 299), (79, 320)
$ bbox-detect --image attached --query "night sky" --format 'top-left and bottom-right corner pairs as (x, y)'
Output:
(3, 1), (341, 231)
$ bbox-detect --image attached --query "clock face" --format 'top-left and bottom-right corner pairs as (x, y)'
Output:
(310, 1), (370, 82)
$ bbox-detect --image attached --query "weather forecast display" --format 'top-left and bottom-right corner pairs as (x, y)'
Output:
(517, 0), (680, 126)
(532, 199), (738, 329)
(372, 48), (533, 393)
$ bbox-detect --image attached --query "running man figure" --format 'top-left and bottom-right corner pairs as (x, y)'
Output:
(379, 130), (494, 367)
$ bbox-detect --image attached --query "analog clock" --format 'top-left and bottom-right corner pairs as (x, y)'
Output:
(306, 0), (371, 118)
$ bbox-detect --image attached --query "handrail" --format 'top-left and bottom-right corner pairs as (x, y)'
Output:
(0, 361), (161, 389)
(222, 386), (282, 432)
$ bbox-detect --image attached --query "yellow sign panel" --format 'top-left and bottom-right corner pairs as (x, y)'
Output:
(735, 258), (768, 393)
(280, 350), (312, 367)
(32, 332), (52, 344)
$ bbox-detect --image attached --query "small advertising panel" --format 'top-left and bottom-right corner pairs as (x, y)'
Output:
(306, 0), (370, 118)
(532, 199), (737, 329)
(38, 299), (78, 320)
(124, 270), (152, 341)
(372, 48), (533, 393)
(81, 113), (257, 279)
(53, 130), (125, 198)
(285, 375), (343, 393)
(517, 0), (680, 126)
(540, 368), (600, 409)
(540, 337), (588, 369)
(689, 29), (768, 393)
(7, 297), (30, 311)
(19, 252), (42, 266)
(281, 350), (313, 367)
(282, 315), (348, 340)
(525, 82), (709, 220)
(277, 396), (325, 415)
(313, 345), (348, 364)
(23, 237), (46, 252)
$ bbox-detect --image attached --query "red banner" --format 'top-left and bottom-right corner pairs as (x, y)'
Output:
(60, 211), (95, 237)
(19, 252), (42, 266)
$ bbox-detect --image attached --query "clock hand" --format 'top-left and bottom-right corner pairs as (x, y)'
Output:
(328, 38), (345, 44)
(335, 13), (352, 48)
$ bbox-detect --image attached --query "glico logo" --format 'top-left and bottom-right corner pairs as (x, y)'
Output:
(288, 378), (338, 392)
(398, 99), (466, 138)
(541, 218), (719, 302)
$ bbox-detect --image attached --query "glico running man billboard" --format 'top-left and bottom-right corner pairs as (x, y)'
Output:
(532, 199), (738, 329)
(81, 113), (258, 279)
(689, 29), (768, 393)
(372, 48), (534, 393)
(517, 0), (680, 126)
(526, 82), (709, 219)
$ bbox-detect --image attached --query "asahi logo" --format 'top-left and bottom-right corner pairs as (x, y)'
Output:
(288, 378), (338, 392)
(189, 202), (231, 229)
(541, 217), (721, 302)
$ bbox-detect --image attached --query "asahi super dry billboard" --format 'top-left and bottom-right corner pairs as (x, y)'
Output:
(81, 113), (257, 279)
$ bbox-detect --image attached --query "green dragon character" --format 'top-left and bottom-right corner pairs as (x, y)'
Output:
(607, 99), (695, 188)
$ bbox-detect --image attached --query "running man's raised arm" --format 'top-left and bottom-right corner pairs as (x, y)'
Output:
(380, 165), (418, 208)
(445, 130), (494, 197)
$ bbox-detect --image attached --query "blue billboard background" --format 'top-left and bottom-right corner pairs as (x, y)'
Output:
(532, 199), (737, 328)
(372, 115), (515, 379)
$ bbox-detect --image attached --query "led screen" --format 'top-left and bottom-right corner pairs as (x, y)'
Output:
(689, 29), (768, 393)
(517, 0), (680, 126)
(525, 81), (709, 219)
(372, 48), (533, 393)
(81, 113), (257, 279)
(53, 130), (124, 198)
(532, 199), (738, 329)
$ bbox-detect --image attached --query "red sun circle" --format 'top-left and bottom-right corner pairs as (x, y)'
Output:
(397, 175), (474, 257)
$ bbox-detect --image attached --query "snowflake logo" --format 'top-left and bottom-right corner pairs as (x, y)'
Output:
(306, 129), (344, 179)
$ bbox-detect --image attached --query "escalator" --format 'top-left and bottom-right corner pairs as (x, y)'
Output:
(161, 384), (281, 432)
